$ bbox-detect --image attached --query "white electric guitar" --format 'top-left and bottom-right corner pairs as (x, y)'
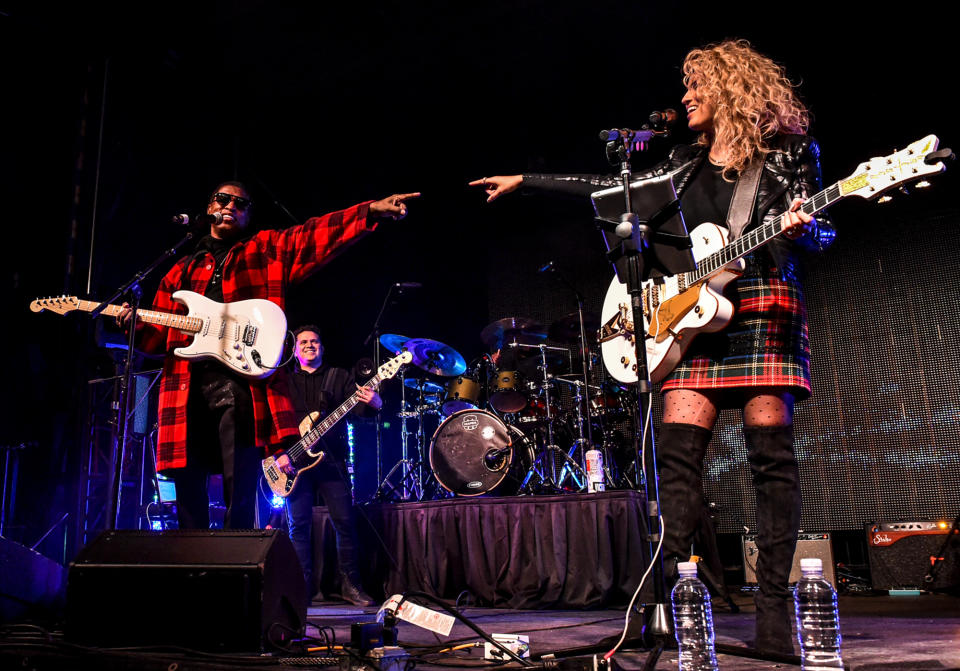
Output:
(30, 291), (288, 380)
(262, 351), (412, 498)
(599, 135), (951, 384)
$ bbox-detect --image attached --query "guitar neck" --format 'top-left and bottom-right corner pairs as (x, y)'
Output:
(687, 179), (845, 283)
(75, 299), (202, 333)
(299, 374), (382, 447)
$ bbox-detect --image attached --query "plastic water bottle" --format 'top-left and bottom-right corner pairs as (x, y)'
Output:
(794, 558), (843, 670)
(671, 561), (719, 671)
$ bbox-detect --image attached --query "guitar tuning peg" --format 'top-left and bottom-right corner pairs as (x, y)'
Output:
(899, 185), (910, 196)
(877, 195), (893, 204)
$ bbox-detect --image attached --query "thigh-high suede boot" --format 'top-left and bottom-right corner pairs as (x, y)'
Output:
(745, 425), (801, 655)
(656, 422), (713, 584)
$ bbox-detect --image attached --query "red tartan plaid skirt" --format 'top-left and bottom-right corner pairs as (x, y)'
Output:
(660, 268), (812, 400)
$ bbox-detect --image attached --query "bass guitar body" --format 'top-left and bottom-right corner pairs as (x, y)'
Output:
(261, 412), (326, 499)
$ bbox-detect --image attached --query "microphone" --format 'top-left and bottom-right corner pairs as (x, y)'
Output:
(394, 282), (422, 289)
(538, 261), (555, 273)
(598, 128), (640, 142)
(648, 108), (678, 128)
(170, 212), (223, 226)
(485, 447), (510, 468)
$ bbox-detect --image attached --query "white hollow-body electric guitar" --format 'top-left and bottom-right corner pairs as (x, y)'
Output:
(599, 135), (951, 384)
(30, 291), (288, 380)
(261, 351), (412, 498)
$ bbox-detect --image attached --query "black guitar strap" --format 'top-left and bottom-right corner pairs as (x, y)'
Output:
(725, 153), (764, 240)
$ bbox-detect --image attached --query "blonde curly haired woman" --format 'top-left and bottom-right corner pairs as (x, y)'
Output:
(471, 40), (835, 653)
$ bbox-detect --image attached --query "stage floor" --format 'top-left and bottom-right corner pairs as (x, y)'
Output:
(307, 591), (960, 670)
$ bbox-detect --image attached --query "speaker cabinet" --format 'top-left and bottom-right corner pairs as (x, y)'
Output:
(866, 521), (959, 591)
(66, 529), (306, 652)
(742, 532), (835, 588)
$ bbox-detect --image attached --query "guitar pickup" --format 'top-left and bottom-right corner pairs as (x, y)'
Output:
(242, 324), (258, 346)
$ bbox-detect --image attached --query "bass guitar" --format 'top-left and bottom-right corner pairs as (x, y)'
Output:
(599, 135), (951, 384)
(30, 291), (287, 380)
(262, 351), (412, 498)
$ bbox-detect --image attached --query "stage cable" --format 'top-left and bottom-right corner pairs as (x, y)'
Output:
(603, 515), (665, 661)
(394, 591), (535, 667)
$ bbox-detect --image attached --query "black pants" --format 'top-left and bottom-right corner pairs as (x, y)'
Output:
(284, 458), (359, 595)
(171, 364), (260, 530)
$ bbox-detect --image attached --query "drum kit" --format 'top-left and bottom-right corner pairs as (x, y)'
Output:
(374, 314), (640, 501)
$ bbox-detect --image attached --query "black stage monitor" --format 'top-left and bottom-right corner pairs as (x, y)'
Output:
(65, 529), (307, 653)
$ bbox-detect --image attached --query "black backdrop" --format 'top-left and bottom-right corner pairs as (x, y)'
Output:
(2, 2), (957, 556)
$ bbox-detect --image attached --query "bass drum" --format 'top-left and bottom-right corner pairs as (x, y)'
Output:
(429, 410), (532, 496)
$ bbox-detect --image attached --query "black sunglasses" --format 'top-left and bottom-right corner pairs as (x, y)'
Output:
(211, 192), (253, 210)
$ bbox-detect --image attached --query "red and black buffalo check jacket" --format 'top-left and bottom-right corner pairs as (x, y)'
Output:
(139, 201), (374, 472)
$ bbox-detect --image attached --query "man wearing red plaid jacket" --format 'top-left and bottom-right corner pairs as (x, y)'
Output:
(124, 181), (418, 530)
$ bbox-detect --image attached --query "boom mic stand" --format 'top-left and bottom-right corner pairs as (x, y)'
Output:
(363, 284), (398, 490)
(91, 229), (197, 530)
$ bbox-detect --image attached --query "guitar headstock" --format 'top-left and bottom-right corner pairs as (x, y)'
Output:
(31, 296), (81, 315)
(839, 135), (949, 200)
(378, 351), (413, 380)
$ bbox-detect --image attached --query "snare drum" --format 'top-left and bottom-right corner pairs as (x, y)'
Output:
(429, 410), (532, 496)
(441, 376), (481, 416)
(489, 370), (528, 413)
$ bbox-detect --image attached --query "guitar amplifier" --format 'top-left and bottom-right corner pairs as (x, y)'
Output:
(66, 529), (306, 652)
(866, 521), (959, 591)
(742, 532), (835, 588)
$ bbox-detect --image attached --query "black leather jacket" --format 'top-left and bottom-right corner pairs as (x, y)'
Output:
(523, 134), (835, 281)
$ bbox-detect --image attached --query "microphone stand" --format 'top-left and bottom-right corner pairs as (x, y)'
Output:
(91, 229), (197, 530)
(600, 129), (674, 665)
(542, 264), (599, 482)
(364, 283), (399, 492)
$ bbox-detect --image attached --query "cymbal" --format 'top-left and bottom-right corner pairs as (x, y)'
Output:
(548, 312), (600, 344)
(379, 333), (413, 354)
(480, 317), (547, 349)
(516, 348), (569, 377)
(402, 338), (467, 377)
(403, 377), (445, 395)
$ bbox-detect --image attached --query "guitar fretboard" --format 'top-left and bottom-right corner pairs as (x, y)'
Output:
(684, 180), (844, 284)
(297, 374), (383, 450)
(76, 299), (203, 333)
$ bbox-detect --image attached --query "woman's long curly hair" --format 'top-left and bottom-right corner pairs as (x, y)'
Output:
(683, 39), (809, 178)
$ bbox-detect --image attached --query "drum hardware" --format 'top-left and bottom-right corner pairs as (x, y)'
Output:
(375, 457), (427, 503)
(539, 269), (607, 488)
(506, 341), (592, 492)
(552, 375), (613, 491)
(377, 335), (469, 501)
(376, 365), (430, 501)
